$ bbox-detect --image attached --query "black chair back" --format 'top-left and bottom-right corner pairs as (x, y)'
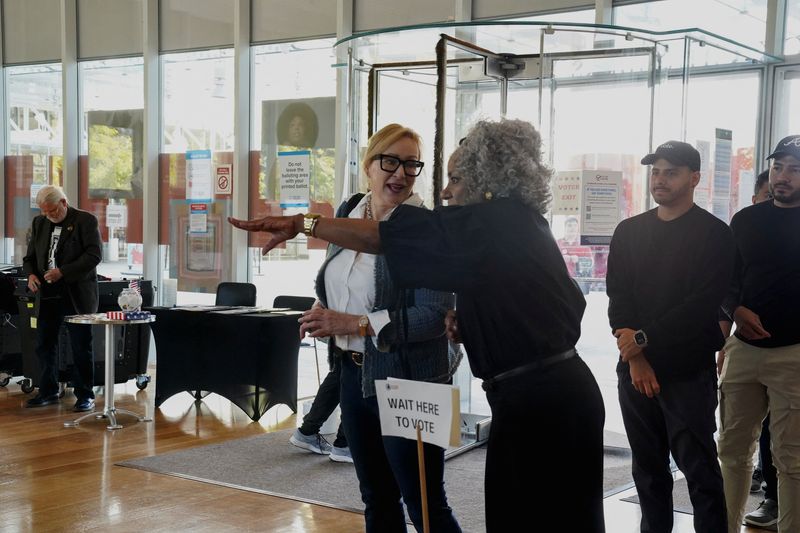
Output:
(215, 282), (257, 306)
(273, 295), (315, 311)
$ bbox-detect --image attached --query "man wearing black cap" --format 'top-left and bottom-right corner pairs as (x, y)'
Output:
(607, 140), (734, 532)
(718, 135), (800, 533)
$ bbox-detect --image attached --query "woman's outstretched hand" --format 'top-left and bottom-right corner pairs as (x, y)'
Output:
(228, 214), (303, 255)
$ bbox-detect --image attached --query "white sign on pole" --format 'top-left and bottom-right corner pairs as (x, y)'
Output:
(580, 170), (622, 246)
(278, 150), (311, 209)
(106, 204), (128, 228)
(375, 377), (460, 449)
(552, 171), (581, 215)
(186, 149), (213, 201)
(214, 164), (232, 195)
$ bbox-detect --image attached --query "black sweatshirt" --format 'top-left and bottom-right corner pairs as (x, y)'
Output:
(722, 201), (800, 348)
(607, 205), (735, 381)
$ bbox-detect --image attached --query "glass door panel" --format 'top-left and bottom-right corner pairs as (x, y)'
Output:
(546, 48), (657, 436)
(772, 67), (800, 150)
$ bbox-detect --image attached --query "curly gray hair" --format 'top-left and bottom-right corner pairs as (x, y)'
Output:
(452, 119), (552, 214)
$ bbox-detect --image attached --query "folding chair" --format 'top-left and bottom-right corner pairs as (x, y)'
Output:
(273, 295), (321, 385)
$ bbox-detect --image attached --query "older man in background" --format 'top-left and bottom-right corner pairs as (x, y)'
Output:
(23, 185), (102, 412)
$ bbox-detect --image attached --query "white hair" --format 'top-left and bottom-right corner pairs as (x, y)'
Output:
(36, 185), (67, 206)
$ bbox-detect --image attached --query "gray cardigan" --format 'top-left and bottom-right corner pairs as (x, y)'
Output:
(315, 197), (455, 398)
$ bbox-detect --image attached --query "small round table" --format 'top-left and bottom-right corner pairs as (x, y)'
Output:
(63, 314), (155, 430)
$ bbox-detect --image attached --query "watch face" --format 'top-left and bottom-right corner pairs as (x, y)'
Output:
(634, 332), (646, 345)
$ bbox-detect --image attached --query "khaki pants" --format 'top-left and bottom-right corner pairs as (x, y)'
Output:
(718, 336), (800, 533)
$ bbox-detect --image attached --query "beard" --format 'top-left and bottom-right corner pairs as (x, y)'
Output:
(770, 184), (800, 205)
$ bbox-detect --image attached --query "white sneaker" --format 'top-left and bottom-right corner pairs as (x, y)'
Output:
(329, 445), (354, 463)
(289, 429), (332, 455)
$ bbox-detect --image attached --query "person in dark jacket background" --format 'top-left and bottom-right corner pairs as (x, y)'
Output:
(607, 141), (734, 533)
(23, 185), (102, 412)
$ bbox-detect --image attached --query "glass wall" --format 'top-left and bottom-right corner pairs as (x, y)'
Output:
(684, 65), (762, 221)
(512, 8), (595, 24)
(614, 0), (769, 52)
(249, 39), (337, 306)
(79, 57), (144, 279)
(542, 35), (661, 435)
(160, 49), (235, 305)
(772, 66), (800, 142)
(4, 64), (63, 266)
(785, 2), (800, 56)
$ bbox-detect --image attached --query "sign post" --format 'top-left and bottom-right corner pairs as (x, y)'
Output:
(375, 377), (460, 533)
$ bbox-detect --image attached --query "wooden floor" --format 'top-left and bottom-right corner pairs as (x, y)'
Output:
(0, 374), (763, 533)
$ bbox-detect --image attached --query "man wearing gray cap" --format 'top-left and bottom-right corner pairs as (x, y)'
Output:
(607, 141), (733, 532)
(719, 135), (800, 533)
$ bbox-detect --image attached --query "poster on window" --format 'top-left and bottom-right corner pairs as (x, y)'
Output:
(106, 204), (127, 228)
(189, 203), (208, 234)
(580, 170), (622, 246)
(552, 171), (582, 215)
(214, 164), (232, 195)
(186, 149), (213, 201)
(712, 128), (733, 222)
(30, 183), (45, 208)
(695, 139), (712, 212)
(278, 150), (311, 209)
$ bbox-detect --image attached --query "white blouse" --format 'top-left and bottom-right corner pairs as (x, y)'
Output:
(324, 191), (424, 352)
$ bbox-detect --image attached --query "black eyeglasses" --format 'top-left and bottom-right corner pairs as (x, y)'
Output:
(373, 154), (425, 177)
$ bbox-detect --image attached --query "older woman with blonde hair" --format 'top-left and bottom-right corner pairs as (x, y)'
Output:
(290, 123), (461, 533)
(231, 119), (604, 532)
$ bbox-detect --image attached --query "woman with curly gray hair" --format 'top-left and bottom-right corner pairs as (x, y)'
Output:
(447, 119), (553, 211)
(230, 118), (605, 532)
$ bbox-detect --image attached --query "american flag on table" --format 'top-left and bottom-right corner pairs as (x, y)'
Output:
(106, 311), (151, 320)
(129, 279), (140, 293)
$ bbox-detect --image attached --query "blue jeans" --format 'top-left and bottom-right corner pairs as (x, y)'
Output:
(339, 355), (461, 533)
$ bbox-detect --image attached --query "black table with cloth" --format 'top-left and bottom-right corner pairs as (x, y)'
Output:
(148, 307), (302, 421)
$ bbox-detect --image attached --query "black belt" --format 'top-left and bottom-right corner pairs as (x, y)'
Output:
(333, 346), (364, 367)
(482, 348), (577, 391)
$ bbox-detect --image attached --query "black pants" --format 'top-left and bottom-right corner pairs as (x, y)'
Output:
(339, 355), (461, 533)
(299, 357), (347, 448)
(484, 356), (605, 533)
(36, 295), (94, 400)
(618, 368), (726, 533)
(759, 414), (778, 501)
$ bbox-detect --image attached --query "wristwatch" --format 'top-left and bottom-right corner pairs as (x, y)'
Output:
(358, 315), (370, 337)
(634, 329), (648, 348)
(302, 213), (322, 237)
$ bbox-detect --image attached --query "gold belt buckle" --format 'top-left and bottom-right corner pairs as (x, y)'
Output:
(351, 351), (364, 366)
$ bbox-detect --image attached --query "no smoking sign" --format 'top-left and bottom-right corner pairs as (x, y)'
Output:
(214, 164), (232, 195)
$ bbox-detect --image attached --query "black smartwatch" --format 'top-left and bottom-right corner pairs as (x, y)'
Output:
(633, 329), (648, 348)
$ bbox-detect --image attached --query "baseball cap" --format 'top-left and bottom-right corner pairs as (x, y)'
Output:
(641, 141), (701, 171)
(766, 135), (800, 160)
